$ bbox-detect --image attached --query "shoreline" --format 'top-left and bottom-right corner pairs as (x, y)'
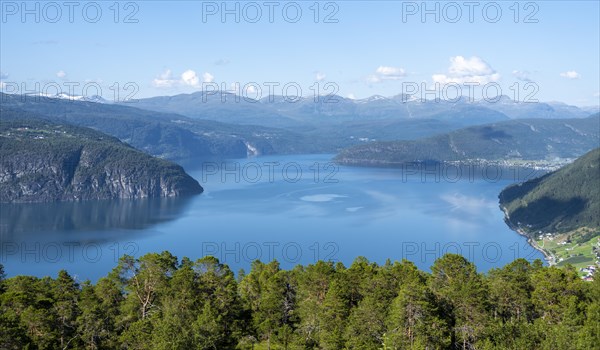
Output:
(500, 206), (556, 266)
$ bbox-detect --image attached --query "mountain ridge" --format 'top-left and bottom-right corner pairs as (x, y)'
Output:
(0, 110), (203, 203)
(334, 114), (600, 167)
(0, 92), (312, 159)
(499, 147), (600, 236)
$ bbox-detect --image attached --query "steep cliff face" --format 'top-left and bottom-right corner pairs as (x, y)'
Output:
(0, 117), (203, 203)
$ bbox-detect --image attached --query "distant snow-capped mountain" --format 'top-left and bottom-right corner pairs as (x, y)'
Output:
(118, 90), (597, 129)
(22, 92), (108, 103)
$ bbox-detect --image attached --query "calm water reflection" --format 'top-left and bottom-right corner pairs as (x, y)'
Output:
(1, 196), (194, 237)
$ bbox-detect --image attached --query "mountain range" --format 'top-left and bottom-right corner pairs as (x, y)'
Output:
(335, 114), (600, 167)
(4, 92), (598, 162)
(126, 92), (597, 128)
(0, 93), (312, 160)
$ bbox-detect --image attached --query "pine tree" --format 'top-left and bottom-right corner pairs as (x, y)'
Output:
(94, 273), (125, 348)
(385, 261), (449, 349)
(118, 252), (177, 349)
(53, 270), (80, 349)
(0, 269), (31, 349)
(577, 302), (600, 349)
(14, 276), (59, 348)
(429, 254), (489, 350)
(244, 261), (298, 350)
(487, 258), (534, 322)
(320, 273), (351, 350)
(192, 256), (242, 348)
(345, 260), (399, 350)
(295, 260), (335, 348)
(77, 281), (110, 349)
(150, 257), (197, 349)
(531, 265), (586, 324)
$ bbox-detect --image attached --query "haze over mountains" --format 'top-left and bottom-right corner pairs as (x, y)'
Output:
(336, 114), (600, 166)
(126, 92), (597, 129)
(21, 90), (597, 128)
(3, 92), (598, 165)
(335, 114), (600, 167)
(0, 93), (311, 160)
(114, 92), (600, 159)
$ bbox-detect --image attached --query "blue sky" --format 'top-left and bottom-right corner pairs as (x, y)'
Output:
(1, 0), (599, 106)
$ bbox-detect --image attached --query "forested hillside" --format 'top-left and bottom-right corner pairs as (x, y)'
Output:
(500, 148), (600, 235)
(335, 115), (600, 167)
(0, 93), (312, 159)
(0, 253), (598, 350)
(0, 111), (203, 202)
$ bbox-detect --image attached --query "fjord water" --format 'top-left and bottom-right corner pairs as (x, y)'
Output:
(0, 155), (543, 281)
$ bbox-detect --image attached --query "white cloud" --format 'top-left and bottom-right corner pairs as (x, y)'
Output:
(347, 93), (356, 99)
(153, 69), (214, 88)
(448, 56), (493, 76)
(56, 70), (67, 79)
(433, 56), (500, 84)
(228, 83), (259, 96)
(365, 65), (407, 84)
(376, 66), (406, 78)
(367, 65), (407, 84)
(152, 69), (177, 88)
(181, 70), (200, 86)
(316, 72), (326, 82)
(560, 70), (581, 79)
(202, 72), (214, 83)
(512, 70), (532, 82)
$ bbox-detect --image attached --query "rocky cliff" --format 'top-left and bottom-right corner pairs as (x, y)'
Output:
(0, 115), (203, 203)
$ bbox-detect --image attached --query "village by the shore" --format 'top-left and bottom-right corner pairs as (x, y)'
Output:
(501, 207), (599, 281)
